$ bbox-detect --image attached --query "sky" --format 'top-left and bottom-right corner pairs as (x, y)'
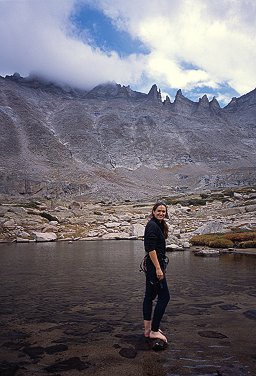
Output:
(0, 0), (256, 106)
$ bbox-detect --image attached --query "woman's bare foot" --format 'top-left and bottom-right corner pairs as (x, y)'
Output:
(144, 329), (151, 338)
(149, 330), (167, 342)
(144, 320), (151, 338)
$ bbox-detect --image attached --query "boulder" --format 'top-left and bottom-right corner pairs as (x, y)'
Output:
(40, 212), (59, 222)
(109, 215), (119, 222)
(93, 211), (104, 216)
(32, 232), (57, 242)
(69, 201), (82, 210)
(16, 237), (33, 243)
(131, 223), (145, 238)
(102, 232), (130, 240)
(234, 192), (243, 199)
(49, 221), (59, 226)
(41, 224), (59, 232)
(121, 221), (130, 227)
(248, 192), (256, 199)
(55, 206), (68, 211)
(132, 214), (142, 220)
(3, 219), (16, 229)
(87, 231), (100, 237)
(194, 221), (229, 235)
(167, 235), (183, 246)
(117, 214), (131, 221)
(244, 204), (256, 213)
(173, 229), (181, 236)
(8, 207), (27, 215)
(17, 230), (30, 237)
(105, 222), (120, 228)
(166, 243), (184, 251)
(102, 232), (127, 240)
(0, 206), (10, 216)
(220, 207), (245, 216)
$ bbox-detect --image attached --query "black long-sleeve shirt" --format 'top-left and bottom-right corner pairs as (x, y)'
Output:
(144, 217), (166, 268)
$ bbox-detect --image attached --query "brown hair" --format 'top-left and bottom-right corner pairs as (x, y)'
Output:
(151, 202), (169, 239)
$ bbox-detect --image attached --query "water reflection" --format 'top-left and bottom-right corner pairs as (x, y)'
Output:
(0, 241), (256, 375)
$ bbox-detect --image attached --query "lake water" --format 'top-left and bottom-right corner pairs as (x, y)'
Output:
(0, 241), (256, 375)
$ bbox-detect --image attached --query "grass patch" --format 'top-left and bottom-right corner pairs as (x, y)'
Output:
(190, 234), (224, 247)
(163, 197), (207, 206)
(224, 232), (256, 242)
(208, 239), (234, 248)
(240, 240), (256, 248)
(190, 231), (256, 248)
(163, 187), (256, 207)
(162, 190), (234, 207)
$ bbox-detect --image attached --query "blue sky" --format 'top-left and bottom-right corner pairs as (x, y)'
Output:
(71, 6), (149, 57)
(1, 0), (256, 106)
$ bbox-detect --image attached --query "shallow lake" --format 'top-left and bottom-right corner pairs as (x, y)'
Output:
(0, 241), (256, 375)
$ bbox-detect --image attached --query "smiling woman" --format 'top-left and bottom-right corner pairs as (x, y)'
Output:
(142, 202), (170, 344)
(70, 5), (148, 57)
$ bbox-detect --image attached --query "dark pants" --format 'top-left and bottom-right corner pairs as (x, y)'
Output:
(143, 275), (170, 332)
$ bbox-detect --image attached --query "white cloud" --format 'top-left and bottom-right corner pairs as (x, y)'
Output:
(92, 0), (256, 95)
(0, 0), (145, 88)
(0, 0), (255, 97)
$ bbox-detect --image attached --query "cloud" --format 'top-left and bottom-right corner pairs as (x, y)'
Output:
(0, 0), (145, 88)
(91, 0), (256, 95)
(0, 0), (255, 98)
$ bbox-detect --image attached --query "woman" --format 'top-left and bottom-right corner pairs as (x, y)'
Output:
(143, 202), (170, 343)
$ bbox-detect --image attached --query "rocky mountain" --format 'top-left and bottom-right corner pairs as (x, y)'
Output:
(0, 73), (255, 201)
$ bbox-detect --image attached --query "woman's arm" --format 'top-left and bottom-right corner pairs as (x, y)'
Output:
(149, 250), (164, 280)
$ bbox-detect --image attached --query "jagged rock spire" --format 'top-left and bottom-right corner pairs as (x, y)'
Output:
(175, 89), (183, 98)
(194, 94), (210, 114)
(173, 89), (196, 115)
(147, 84), (162, 102)
(210, 96), (220, 111)
(163, 95), (171, 106)
(225, 97), (237, 110)
(198, 94), (209, 107)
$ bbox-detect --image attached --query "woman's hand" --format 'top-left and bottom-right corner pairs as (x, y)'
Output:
(156, 267), (164, 280)
(148, 250), (164, 280)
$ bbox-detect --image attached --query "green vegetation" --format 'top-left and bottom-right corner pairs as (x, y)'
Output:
(190, 231), (256, 248)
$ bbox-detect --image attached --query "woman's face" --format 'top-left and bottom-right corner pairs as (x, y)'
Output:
(153, 205), (166, 221)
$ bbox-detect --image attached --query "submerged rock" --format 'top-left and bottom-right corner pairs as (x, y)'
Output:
(198, 330), (228, 339)
(45, 357), (90, 373)
(119, 347), (137, 359)
(193, 249), (220, 257)
(243, 310), (256, 320)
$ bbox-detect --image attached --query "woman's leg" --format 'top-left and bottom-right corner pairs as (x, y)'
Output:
(150, 278), (170, 341)
(143, 277), (157, 336)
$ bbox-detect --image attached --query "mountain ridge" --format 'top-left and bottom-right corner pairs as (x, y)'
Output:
(0, 74), (256, 201)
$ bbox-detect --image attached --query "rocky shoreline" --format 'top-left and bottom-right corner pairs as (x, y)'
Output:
(1, 187), (256, 255)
